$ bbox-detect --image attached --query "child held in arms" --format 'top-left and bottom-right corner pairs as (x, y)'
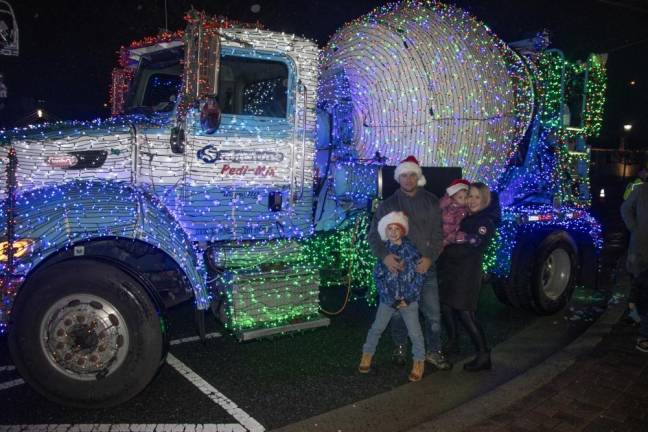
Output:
(440, 179), (470, 247)
(359, 211), (426, 382)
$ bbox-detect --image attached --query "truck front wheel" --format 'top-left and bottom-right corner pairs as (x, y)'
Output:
(9, 259), (165, 408)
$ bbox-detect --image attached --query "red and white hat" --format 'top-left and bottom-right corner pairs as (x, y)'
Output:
(446, 179), (470, 197)
(378, 211), (409, 241)
(394, 155), (427, 187)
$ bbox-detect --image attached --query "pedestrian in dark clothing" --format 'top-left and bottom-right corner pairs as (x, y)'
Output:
(359, 211), (426, 382)
(438, 182), (501, 371)
(620, 182), (648, 352)
(367, 155), (451, 371)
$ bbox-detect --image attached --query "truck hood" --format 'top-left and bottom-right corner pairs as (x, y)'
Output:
(0, 113), (171, 143)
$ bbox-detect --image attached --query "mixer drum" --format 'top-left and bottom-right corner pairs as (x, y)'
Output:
(320, 1), (533, 185)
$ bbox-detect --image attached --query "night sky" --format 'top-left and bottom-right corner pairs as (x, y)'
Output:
(1, 0), (647, 148)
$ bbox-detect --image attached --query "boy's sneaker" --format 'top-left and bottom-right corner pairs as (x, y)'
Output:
(636, 338), (648, 353)
(425, 351), (453, 370)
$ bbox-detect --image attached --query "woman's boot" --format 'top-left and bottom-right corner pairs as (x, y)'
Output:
(458, 310), (492, 371)
(463, 350), (491, 371)
(358, 353), (373, 373)
(409, 360), (425, 382)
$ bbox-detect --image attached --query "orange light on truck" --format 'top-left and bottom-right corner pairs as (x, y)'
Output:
(0, 239), (35, 262)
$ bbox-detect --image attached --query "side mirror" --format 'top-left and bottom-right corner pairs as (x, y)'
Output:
(200, 97), (221, 134)
(178, 9), (221, 113)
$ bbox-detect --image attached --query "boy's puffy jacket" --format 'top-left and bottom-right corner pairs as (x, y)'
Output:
(374, 237), (425, 305)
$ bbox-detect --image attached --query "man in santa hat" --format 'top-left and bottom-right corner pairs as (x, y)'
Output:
(368, 155), (451, 370)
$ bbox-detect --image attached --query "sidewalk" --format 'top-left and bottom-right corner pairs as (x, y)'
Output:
(464, 317), (648, 432)
(406, 266), (647, 432)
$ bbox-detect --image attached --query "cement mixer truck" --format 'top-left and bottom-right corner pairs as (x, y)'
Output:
(0, 1), (604, 407)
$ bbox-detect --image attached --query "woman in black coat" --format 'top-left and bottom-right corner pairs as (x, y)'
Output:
(438, 182), (501, 371)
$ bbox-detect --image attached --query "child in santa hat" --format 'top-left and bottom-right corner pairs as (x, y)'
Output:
(359, 211), (426, 382)
(440, 179), (470, 247)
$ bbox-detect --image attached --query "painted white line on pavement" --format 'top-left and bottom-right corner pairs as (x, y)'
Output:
(0, 424), (246, 431)
(170, 332), (222, 346)
(0, 365), (16, 372)
(0, 378), (24, 391)
(166, 354), (265, 432)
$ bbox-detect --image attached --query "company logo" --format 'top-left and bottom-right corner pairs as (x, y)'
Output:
(44, 151), (107, 170)
(45, 155), (79, 169)
(197, 145), (284, 164)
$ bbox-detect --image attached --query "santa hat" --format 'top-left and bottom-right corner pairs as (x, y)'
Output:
(446, 179), (470, 197)
(377, 211), (409, 241)
(394, 155), (427, 187)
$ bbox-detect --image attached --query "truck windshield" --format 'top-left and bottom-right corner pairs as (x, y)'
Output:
(126, 47), (183, 115)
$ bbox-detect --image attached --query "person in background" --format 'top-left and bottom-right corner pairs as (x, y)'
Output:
(623, 167), (647, 200)
(367, 155), (451, 371)
(621, 181), (648, 352)
(624, 168), (647, 324)
(359, 211), (426, 382)
(438, 182), (501, 371)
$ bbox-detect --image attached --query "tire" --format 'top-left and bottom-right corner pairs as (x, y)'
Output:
(9, 259), (165, 408)
(529, 234), (578, 314)
(490, 275), (512, 306)
(492, 231), (578, 315)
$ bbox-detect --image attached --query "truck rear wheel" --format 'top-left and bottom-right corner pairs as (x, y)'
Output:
(493, 232), (578, 315)
(9, 259), (165, 408)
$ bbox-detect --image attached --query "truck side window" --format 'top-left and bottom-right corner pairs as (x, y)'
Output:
(218, 55), (289, 119)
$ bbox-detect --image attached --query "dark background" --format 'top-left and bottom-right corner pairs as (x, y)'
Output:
(1, 0), (647, 149)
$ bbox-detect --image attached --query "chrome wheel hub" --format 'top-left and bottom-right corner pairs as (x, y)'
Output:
(40, 294), (129, 380)
(541, 248), (572, 301)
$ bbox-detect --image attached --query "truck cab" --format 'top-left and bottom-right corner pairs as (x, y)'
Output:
(0, 13), (324, 408)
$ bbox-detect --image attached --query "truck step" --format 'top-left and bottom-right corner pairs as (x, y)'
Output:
(234, 315), (330, 341)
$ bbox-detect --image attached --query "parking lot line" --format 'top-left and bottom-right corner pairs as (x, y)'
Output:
(0, 424), (246, 431)
(166, 354), (265, 432)
(0, 365), (16, 372)
(0, 378), (24, 391)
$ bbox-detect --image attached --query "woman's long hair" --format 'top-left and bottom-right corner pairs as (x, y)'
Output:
(470, 182), (491, 210)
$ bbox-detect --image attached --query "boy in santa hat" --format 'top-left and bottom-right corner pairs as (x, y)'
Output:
(368, 155), (451, 370)
(359, 211), (426, 381)
(440, 179), (470, 247)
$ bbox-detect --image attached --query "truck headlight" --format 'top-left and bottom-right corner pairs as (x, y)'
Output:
(0, 239), (35, 262)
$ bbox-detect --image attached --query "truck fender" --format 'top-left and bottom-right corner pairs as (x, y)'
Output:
(3, 180), (209, 314)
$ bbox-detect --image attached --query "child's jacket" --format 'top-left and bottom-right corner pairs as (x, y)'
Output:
(440, 193), (468, 247)
(374, 237), (425, 305)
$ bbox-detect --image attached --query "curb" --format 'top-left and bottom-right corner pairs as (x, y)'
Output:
(407, 272), (630, 432)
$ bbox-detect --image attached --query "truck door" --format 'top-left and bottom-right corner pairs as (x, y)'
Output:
(182, 48), (313, 242)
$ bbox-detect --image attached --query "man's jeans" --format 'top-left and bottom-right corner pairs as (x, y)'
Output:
(391, 267), (442, 353)
(362, 301), (425, 361)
